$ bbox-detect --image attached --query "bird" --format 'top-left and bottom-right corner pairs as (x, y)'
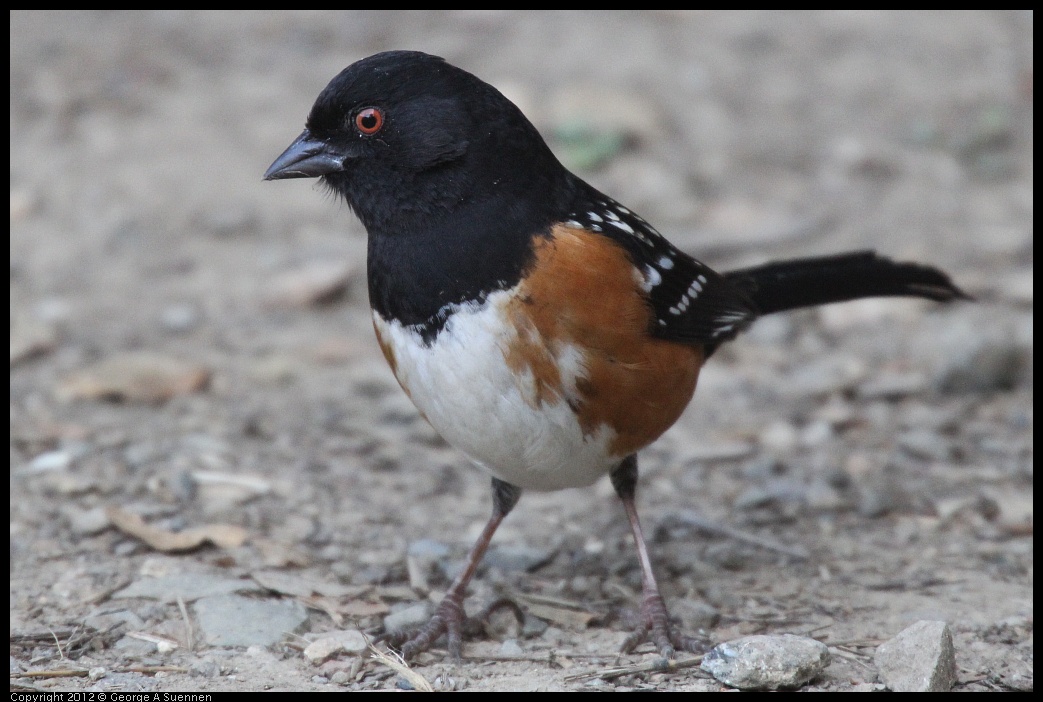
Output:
(264, 50), (967, 661)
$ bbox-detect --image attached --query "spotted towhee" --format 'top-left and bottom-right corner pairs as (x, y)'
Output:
(265, 50), (966, 660)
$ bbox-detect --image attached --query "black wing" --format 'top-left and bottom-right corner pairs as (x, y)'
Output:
(564, 185), (757, 346)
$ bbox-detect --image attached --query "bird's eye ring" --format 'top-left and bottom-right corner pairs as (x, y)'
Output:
(354, 107), (384, 136)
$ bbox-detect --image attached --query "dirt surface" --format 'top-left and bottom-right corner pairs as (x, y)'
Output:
(10, 11), (1033, 692)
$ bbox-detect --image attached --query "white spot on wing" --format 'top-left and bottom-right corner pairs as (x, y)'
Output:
(640, 265), (662, 292)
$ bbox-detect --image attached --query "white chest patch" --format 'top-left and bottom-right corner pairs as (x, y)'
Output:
(372, 291), (619, 491)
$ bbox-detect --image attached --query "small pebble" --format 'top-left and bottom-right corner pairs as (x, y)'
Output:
(303, 630), (368, 663)
(28, 450), (73, 473)
(498, 638), (524, 657)
(874, 620), (956, 692)
(897, 430), (953, 462)
(858, 372), (929, 400)
(383, 602), (434, 635)
(701, 634), (830, 690)
(937, 343), (1027, 394)
(160, 303), (201, 333)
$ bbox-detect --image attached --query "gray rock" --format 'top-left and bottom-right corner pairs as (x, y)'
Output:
(86, 671), (157, 692)
(199, 205), (258, 238)
(406, 538), (451, 590)
(28, 449), (73, 473)
(684, 441), (756, 463)
(998, 268), (1033, 304)
(857, 472), (908, 518)
(484, 544), (554, 573)
(937, 343), (1028, 394)
(783, 356), (866, 396)
(742, 314), (795, 346)
(84, 609), (146, 632)
(668, 598), (720, 632)
(858, 372), (929, 400)
(113, 634), (159, 657)
(701, 634), (830, 690)
(159, 303), (201, 333)
(63, 505), (111, 535)
(522, 612), (549, 638)
(897, 429), (953, 462)
(383, 602), (434, 634)
(9, 318), (57, 365)
(303, 629), (368, 662)
(193, 595), (309, 647)
(114, 573), (263, 603)
(189, 658), (222, 678)
(805, 478), (850, 511)
(759, 420), (799, 455)
(251, 570), (355, 598)
(874, 620), (956, 692)
(499, 639), (524, 657)
(407, 539), (451, 559)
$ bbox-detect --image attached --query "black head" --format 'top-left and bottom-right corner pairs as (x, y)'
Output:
(265, 51), (574, 236)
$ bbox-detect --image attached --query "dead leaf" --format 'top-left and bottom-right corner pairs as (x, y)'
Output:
(517, 599), (597, 630)
(265, 260), (355, 307)
(300, 595), (346, 626)
(251, 570), (363, 599)
(10, 319), (57, 365)
(338, 600), (392, 618)
(254, 538), (312, 568)
(59, 353), (210, 404)
(126, 631), (180, 653)
(368, 644), (433, 692)
(105, 506), (247, 552)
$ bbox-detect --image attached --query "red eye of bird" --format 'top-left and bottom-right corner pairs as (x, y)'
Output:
(355, 107), (384, 135)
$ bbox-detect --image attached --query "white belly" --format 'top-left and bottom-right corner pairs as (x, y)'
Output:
(372, 291), (618, 491)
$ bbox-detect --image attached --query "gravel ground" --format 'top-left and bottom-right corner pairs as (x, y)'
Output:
(10, 11), (1032, 692)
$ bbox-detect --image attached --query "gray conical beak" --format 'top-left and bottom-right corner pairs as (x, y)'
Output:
(264, 130), (348, 180)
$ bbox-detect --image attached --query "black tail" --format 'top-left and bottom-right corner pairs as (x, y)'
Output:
(724, 251), (969, 316)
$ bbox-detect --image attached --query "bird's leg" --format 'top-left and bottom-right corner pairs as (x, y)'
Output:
(611, 454), (709, 659)
(389, 477), (521, 660)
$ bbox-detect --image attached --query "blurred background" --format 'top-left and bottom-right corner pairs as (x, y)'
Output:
(10, 11), (1033, 692)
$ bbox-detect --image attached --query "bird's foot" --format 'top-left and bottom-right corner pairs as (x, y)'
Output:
(385, 594), (466, 661)
(386, 595), (524, 661)
(620, 592), (711, 660)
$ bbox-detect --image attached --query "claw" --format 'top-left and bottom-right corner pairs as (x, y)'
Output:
(619, 592), (710, 659)
(386, 596), (526, 661)
(385, 595), (467, 660)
